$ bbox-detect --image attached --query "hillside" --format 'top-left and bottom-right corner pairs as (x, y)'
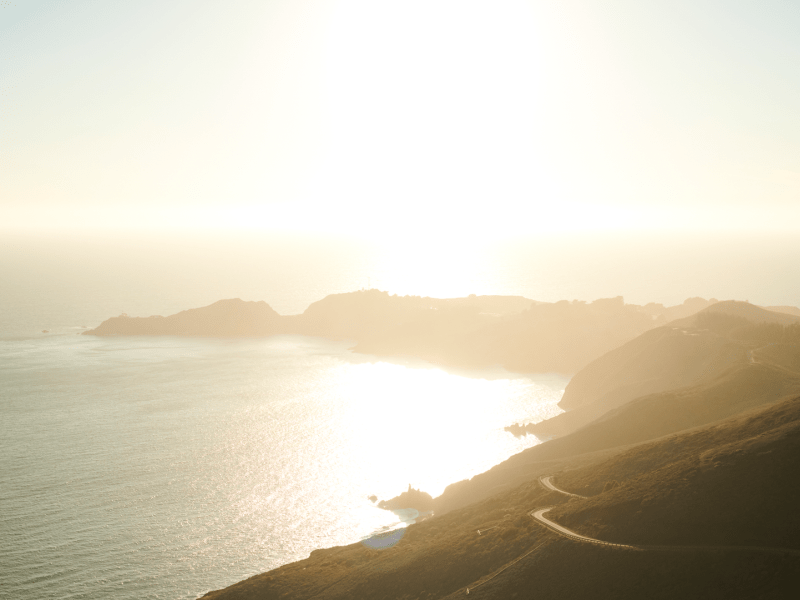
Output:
(550, 395), (800, 549)
(513, 301), (800, 439)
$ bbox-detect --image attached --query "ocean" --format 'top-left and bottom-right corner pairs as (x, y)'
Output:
(1, 230), (798, 599)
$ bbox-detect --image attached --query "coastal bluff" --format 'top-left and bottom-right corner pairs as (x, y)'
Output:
(84, 290), (725, 374)
(84, 298), (288, 337)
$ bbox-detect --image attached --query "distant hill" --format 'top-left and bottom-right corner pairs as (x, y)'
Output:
(84, 299), (287, 337)
(83, 290), (727, 374)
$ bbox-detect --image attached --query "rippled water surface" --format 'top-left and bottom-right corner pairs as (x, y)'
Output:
(0, 333), (566, 599)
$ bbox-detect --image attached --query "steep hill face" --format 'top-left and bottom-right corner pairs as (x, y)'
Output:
(558, 327), (746, 412)
(514, 302), (800, 440)
(519, 327), (746, 439)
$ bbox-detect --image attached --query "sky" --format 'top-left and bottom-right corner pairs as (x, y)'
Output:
(1, 0), (800, 240)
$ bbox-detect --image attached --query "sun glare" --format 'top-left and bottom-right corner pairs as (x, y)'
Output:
(300, 0), (548, 239)
(333, 360), (564, 499)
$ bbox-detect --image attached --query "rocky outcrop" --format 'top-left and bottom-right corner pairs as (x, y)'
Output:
(377, 485), (434, 512)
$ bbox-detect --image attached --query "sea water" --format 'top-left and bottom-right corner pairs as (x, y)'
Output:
(2, 230), (798, 599)
(0, 333), (566, 599)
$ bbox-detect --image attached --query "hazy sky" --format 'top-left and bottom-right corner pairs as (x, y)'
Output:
(2, 0), (799, 239)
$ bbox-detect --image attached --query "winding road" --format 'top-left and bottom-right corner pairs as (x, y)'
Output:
(461, 473), (800, 596)
(538, 475), (586, 498)
(531, 476), (638, 549)
(530, 507), (639, 549)
(530, 475), (800, 556)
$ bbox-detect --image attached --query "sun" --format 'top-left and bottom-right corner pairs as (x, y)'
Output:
(301, 0), (547, 240)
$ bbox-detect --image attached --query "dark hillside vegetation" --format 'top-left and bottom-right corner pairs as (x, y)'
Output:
(441, 540), (800, 600)
(551, 395), (800, 549)
(201, 321), (800, 598)
(753, 343), (800, 373)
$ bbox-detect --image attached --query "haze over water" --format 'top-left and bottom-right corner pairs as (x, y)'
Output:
(3, 230), (799, 339)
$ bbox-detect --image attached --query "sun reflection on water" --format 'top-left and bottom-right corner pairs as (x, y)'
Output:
(0, 334), (567, 600)
(299, 357), (566, 544)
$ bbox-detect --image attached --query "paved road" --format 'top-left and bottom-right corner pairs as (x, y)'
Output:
(529, 507), (639, 549)
(533, 474), (800, 556)
(533, 476), (636, 548)
(539, 475), (586, 498)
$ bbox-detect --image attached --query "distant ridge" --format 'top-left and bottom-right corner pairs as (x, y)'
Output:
(673, 299), (800, 327)
(83, 290), (733, 374)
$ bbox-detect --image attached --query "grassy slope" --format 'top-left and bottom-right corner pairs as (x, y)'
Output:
(442, 539), (800, 600)
(551, 396), (800, 548)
